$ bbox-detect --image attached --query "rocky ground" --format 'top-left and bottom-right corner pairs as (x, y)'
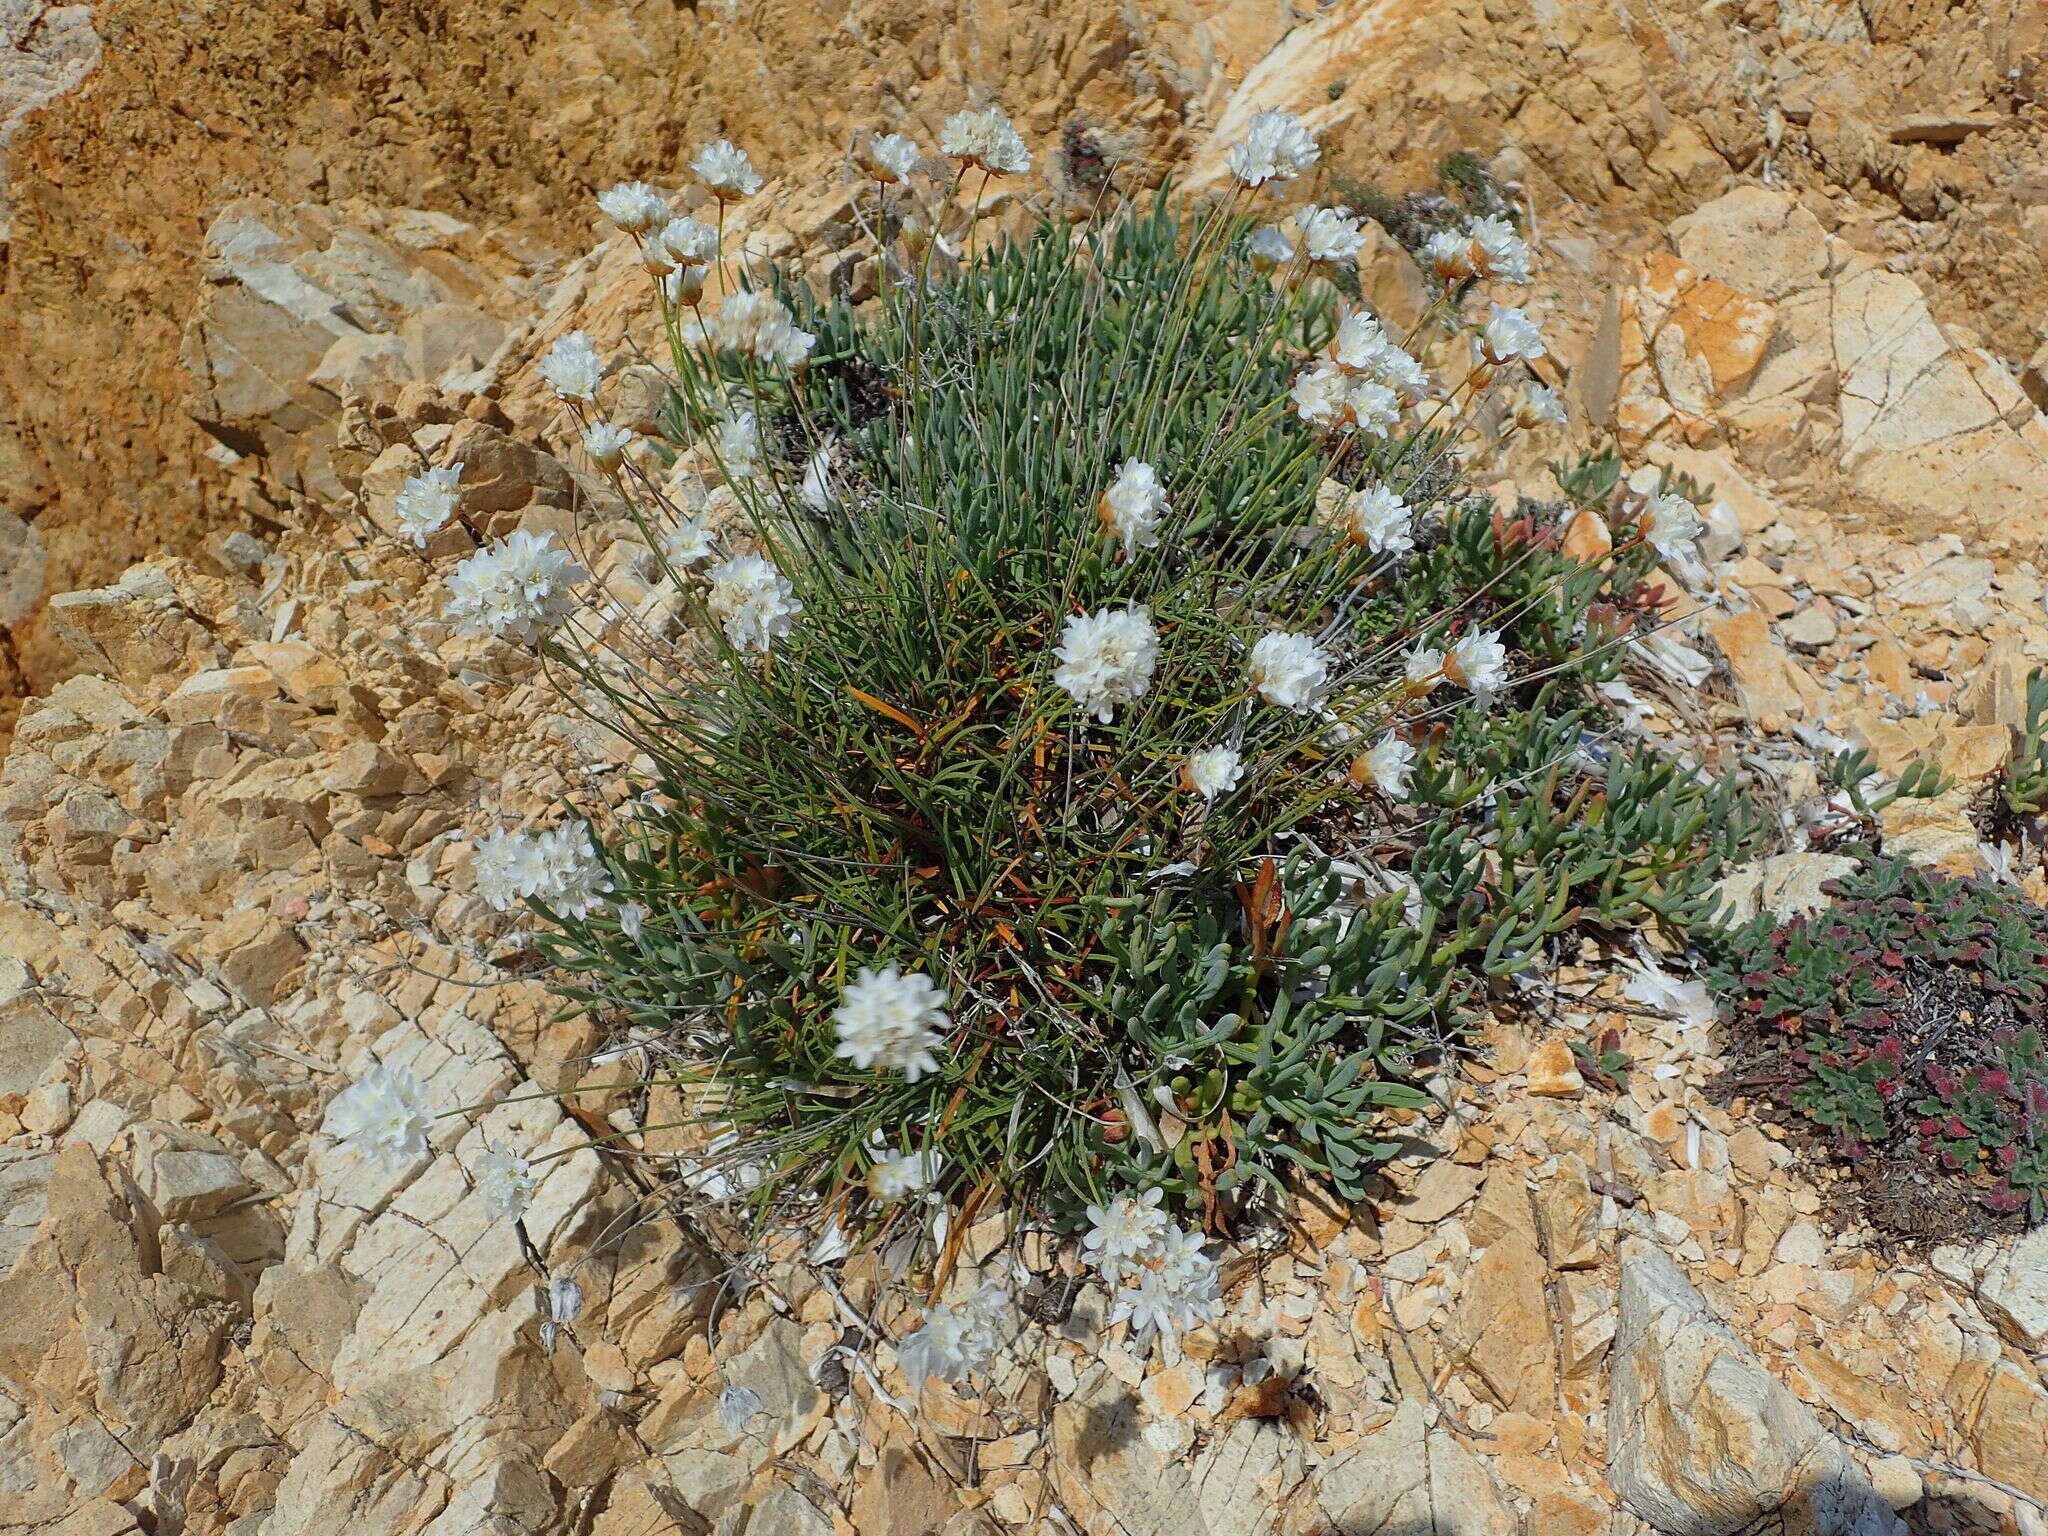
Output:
(4, 3), (2048, 1535)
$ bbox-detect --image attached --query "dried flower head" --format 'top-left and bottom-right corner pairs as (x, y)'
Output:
(939, 106), (1031, 176)
(1357, 734), (1416, 800)
(539, 330), (604, 402)
(1403, 645), (1445, 690)
(1246, 223), (1295, 270)
(691, 139), (762, 201)
(444, 530), (588, 646)
(833, 966), (950, 1081)
(1644, 491), (1703, 564)
(1052, 606), (1160, 724)
(897, 1283), (1009, 1387)
(705, 554), (801, 654)
(1225, 110), (1319, 188)
(1514, 381), (1567, 429)
(1467, 214), (1531, 283)
(1423, 228), (1477, 283)
(1249, 631), (1334, 712)
(392, 464), (464, 547)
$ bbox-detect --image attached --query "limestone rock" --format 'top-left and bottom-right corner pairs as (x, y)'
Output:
(1609, 1239), (1906, 1536)
(1710, 853), (1860, 924)
(1976, 1226), (2048, 1350)
(1315, 1398), (1518, 1536)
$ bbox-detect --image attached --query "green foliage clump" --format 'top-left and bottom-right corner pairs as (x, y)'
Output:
(1710, 856), (2048, 1231)
(542, 201), (1761, 1240)
(1996, 667), (2048, 819)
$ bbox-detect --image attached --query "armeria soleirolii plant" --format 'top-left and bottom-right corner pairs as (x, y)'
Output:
(369, 106), (1764, 1357)
(1710, 855), (2048, 1235)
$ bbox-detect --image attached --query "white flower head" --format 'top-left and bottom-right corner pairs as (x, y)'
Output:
(1515, 380), (1568, 429)
(1468, 214), (1531, 284)
(1644, 491), (1704, 563)
(1620, 961), (1716, 1026)
(325, 1063), (433, 1171)
(714, 407), (765, 478)
(939, 106), (1031, 175)
(597, 180), (671, 234)
(717, 1384), (766, 1437)
(660, 265), (707, 306)
(660, 516), (718, 570)
(1246, 223), (1295, 270)
(1249, 631), (1334, 712)
(1445, 629), (1510, 695)
(1296, 205), (1363, 265)
(657, 216), (719, 266)
(1345, 379), (1401, 438)
(1099, 459), (1168, 558)
(1423, 228), (1477, 283)
(618, 902), (648, 941)
(897, 1283), (1010, 1388)
(834, 965), (950, 1081)
(392, 463), (464, 547)
(1404, 645), (1445, 689)
(1107, 1223), (1223, 1337)
(1082, 1187), (1170, 1282)
(1478, 303), (1545, 365)
(859, 133), (922, 184)
(1343, 483), (1414, 555)
(539, 330), (604, 401)
(444, 530), (588, 646)
(692, 139), (762, 200)
(698, 289), (814, 369)
(869, 1147), (942, 1201)
(473, 1145), (537, 1222)
(1185, 745), (1244, 803)
(800, 439), (838, 512)
(1359, 734), (1416, 800)
(1290, 361), (1351, 428)
(1226, 110), (1319, 188)
(580, 421), (634, 473)
(705, 554), (801, 654)
(1331, 312), (1431, 401)
(473, 824), (613, 917)
(1052, 606), (1159, 724)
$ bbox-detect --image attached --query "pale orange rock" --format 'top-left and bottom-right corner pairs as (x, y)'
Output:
(1525, 1039), (1585, 1097)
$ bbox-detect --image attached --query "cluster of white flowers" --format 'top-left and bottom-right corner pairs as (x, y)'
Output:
(1246, 224), (1294, 270)
(868, 1146), (942, 1201)
(539, 330), (605, 401)
(325, 1063), (434, 1171)
(1226, 110), (1319, 188)
(714, 406), (765, 478)
(473, 823), (614, 918)
(660, 516), (718, 570)
(1099, 459), (1168, 558)
(1423, 213), (1531, 285)
(833, 966), (950, 1081)
(1515, 380), (1568, 429)
(444, 530), (588, 646)
(1053, 606), (1159, 724)
(693, 289), (815, 368)
(1477, 303), (1546, 366)
(939, 106), (1031, 175)
(704, 554), (801, 653)
(657, 216), (719, 266)
(897, 1283), (1011, 1387)
(391, 463), (464, 547)
(1644, 490), (1704, 565)
(1295, 204), (1363, 266)
(1342, 483), (1414, 555)
(1405, 644), (1445, 689)
(598, 180), (670, 234)
(580, 422), (634, 473)
(1083, 1188), (1223, 1339)
(473, 1145), (537, 1221)
(1291, 362), (1400, 437)
(692, 139), (762, 200)
(1249, 631), (1334, 712)
(1185, 745), (1244, 803)
(1357, 733), (1416, 800)
(1444, 628), (1511, 695)
(857, 132), (922, 184)
(1329, 311), (1431, 402)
